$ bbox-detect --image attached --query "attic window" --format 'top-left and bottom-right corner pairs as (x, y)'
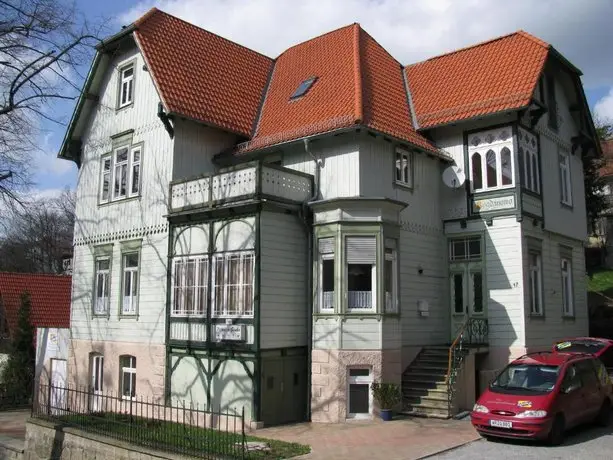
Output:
(290, 77), (317, 100)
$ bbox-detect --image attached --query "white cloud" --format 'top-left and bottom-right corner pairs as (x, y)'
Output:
(595, 88), (613, 122)
(119, 0), (613, 88)
(34, 132), (75, 177)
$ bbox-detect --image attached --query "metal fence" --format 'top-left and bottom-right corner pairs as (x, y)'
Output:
(33, 384), (248, 459)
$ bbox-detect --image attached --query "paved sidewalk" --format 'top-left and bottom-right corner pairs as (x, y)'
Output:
(0, 409), (28, 453)
(256, 416), (480, 460)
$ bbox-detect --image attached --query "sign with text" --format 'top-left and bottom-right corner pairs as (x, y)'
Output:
(215, 324), (246, 341)
(472, 195), (515, 213)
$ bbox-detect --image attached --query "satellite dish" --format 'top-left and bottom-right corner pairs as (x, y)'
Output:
(442, 165), (466, 189)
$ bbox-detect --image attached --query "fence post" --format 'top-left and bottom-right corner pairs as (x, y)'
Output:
(47, 382), (52, 416)
(241, 406), (246, 460)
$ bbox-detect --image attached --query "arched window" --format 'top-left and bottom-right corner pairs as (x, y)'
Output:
(486, 149), (497, 187)
(501, 147), (512, 186)
(119, 355), (136, 399)
(471, 152), (483, 190)
(531, 154), (539, 192)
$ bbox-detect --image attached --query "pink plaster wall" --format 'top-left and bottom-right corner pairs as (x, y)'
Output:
(68, 339), (166, 402)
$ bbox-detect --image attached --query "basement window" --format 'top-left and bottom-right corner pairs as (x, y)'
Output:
(290, 77), (317, 100)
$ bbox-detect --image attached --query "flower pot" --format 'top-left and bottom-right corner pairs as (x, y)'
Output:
(380, 409), (393, 421)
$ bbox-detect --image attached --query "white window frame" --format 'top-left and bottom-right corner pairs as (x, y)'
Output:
(384, 242), (398, 313)
(319, 253), (335, 313)
(346, 367), (372, 420)
(171, 256), (208, 317)
(93, 257), (111, 316)
(90, 354), (104, 392)
(395, 149), (413, 188)
(119, 355), (136, 400)
(561, 258), (574, 317)
(121, 251), (140, 316)
(100, 144), (143, 204)
(118, 63), (134, 108)
(559, 152), (572, 206)
(212, 251), (255, 318)
(469, 145), (514, 193)
(346, 237), (377, 313)
(529, 251), (543, 316)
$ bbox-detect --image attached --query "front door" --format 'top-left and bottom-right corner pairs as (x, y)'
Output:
(50, 359), (67, 415)
(449, 262), (485, 341)
(90, 355), (104, 412)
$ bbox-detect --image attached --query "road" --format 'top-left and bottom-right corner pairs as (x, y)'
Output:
(433, 423), (613, 460)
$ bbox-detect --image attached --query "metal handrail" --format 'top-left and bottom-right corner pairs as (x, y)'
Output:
(445, 317), (470, 385)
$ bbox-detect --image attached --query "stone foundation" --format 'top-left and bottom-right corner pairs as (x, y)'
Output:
(310, 349), (401, 423)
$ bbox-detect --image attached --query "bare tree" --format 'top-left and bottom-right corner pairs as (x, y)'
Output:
(0, 0), (103, 204)
(0, 188), (75, 273)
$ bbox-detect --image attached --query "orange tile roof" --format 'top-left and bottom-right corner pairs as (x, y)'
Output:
(0, 273), (72, 336)
(405, 31), (550, 129)
(235, 24), (438, 155)
(134, 9), (273, 137)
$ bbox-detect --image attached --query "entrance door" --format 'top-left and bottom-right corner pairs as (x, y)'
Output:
(450, 262), (485, 341)
(50, 359), (67, 415)
(90, 354), (104, 412)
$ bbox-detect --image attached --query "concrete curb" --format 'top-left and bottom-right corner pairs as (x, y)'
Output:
(416, 437), (482, 459)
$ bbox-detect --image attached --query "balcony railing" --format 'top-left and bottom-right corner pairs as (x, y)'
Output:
(348, 291), (373, 310)
(170, 162), (313, 213)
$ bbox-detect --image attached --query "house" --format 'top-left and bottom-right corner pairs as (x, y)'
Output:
(0, 272), (72, 395)
(58, 8), (598, 425)
(588, 138), (613, 266)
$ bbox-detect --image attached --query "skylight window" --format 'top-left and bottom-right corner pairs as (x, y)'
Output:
(290, 77), (317, 100)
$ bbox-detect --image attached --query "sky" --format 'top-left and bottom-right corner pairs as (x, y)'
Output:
(34, 0), (613, 198)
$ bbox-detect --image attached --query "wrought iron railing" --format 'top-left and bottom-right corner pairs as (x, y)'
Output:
(445, 317), (489, 413)
(33, 384), (247, 459)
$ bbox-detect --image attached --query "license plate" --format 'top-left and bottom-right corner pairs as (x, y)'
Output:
(490, 420), (512, 428)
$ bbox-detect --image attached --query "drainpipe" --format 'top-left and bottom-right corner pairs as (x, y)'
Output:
(299, 138), (321, 421)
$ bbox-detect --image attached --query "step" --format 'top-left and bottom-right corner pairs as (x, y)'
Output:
(404, 395), (449, 409)
(403, 370), (448, 381)
(402, 404), (451, 419)
(402, 380), (449, 391)
(416, 356), (450, 364)
(410, 365), (448, 373)
(403, 387), (449, 398)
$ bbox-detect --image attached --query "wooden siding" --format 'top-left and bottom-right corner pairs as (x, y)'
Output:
(522, 223), (588, 348)
(522, 194), (543, 217)
(260, 211), (308, 349)
(70, 231), (168, 343)
(340, 318), (381, 349)
(313, 318), (340, 349)
(169, 322), (207, 342)
(381, 318), (401, 350)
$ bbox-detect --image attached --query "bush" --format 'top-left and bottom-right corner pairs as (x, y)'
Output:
(371, 382), (401, 410)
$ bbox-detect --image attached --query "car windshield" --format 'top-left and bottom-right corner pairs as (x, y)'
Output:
(490, 364), (560, 395)
(554, 340), (606, 355)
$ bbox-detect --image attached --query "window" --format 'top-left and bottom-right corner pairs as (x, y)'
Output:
(94, 258), (110, 315)
(561, 258), (574, 317)
(559, 152), (572, 206)
(449, 237), (481, 262)
(452, 273), (464, 314)
(119, 64), (134, 108)
(384, 240), (398, 313)
(119, 355), (136, 399)
(172, 257), (208, 316)
(347, 368), (371, 418)
(318, 238), (335, 312)
(212, 251), (254, 317)
(346, 236), (377, 311)
(290, 76), (317, 99)
(90, 354), (104, 392)
(546, 75), (558, 131)
(100, 144), (142, 203)
(561, 365), (582, 392)
(468, 128), (514, 192)
(395, 149), (413, 187)
(529, 251), (543, 315)
(121, 252), (139, 315)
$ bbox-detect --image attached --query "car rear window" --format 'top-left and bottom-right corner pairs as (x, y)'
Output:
(554, 340), (607, 355)
(490, 364), (560, 395)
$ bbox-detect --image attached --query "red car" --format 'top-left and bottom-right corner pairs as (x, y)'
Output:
(471, 352), (611, 445)
(552, 337), (613, 377)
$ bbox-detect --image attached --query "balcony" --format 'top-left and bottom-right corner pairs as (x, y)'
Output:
(170, 162), (313, 213)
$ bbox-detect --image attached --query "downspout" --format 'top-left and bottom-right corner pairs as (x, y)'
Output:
(298, 138), (321, 421)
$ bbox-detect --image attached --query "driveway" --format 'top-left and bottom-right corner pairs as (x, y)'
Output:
(432, 423), (613, 460)
(256, 417), (479, 460)
(0, 409), (29, 451)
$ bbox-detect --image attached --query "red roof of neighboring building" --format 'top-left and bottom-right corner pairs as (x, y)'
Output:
(405, 31), (550, 129)
(601, 139), (613, 177)
(134, 9), (273, 137)
(0, 273), (72, 335)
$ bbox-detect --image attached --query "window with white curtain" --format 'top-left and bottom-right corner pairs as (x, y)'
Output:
(121, 252), (139, 315)
(212, 251), (254, 317)
(346, 236), (377, 311)
(172, 256), (208, 316)
(94, 258), (110, 315)
(318, 238), (335, 312)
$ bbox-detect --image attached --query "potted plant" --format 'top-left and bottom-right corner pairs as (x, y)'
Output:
(371, 381), (401, 421)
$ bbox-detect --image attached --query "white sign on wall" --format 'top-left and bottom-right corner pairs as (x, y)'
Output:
(215, 324), (245, 341)
(472, 195), (515, 213)
(46, 330), (59, 353)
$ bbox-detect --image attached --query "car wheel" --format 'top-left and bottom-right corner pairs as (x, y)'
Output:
(596, 399), (611, 427)
(548, 415), (565, 446)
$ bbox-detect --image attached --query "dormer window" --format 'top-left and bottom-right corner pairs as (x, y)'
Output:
(119, 63), (135, 108)
(290, 76), (317, 100)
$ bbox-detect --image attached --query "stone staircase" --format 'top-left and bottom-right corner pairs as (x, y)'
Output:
(401, 346), (455, 419)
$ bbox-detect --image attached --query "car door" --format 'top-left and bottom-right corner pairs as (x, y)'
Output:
(557, 364), (585, 428)
(576, 359), (605, 419)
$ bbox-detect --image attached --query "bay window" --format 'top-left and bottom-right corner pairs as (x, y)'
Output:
(121, 252), (139, 315)
(93, 257), (110, 315)
(172, 256), (208, 316)
(346, 236), (376, 311)
(318, 238), (335, 312)
(212, 251), (254, 317)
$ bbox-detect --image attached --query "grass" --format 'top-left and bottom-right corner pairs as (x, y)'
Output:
(588, 269), (613, 294)
(44, 412), (309, 459)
